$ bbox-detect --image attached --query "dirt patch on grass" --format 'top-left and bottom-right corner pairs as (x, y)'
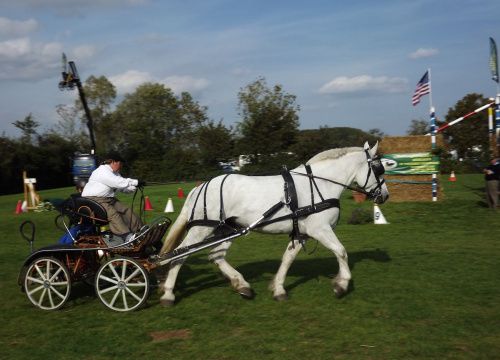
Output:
(149, 329), (191, 342)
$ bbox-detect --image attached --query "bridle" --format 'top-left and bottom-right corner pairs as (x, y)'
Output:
(290, 149), (386, 201)
(360, 149), (386, 200)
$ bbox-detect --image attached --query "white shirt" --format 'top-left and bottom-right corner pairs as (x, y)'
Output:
(82, 164), (138, 197)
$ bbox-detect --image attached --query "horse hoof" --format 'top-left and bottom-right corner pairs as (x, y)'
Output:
(273, 293), (288, 302)
(160, 298), (175, 307)
(333, 285), (346, 299)
(238, 287), (255, 299)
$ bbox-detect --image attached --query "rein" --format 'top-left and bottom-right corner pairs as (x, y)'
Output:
(289, 150), (385, 200)
(289, 169), (368, 196)
(184, 149), (385, 247)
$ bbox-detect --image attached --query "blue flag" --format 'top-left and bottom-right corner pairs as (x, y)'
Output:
(490, 37), (499, 83)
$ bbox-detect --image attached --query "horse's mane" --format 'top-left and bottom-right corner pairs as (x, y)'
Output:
(306, 147), (362, 165)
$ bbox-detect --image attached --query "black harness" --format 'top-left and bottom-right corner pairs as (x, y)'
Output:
(186, 150), (385, 246)
(256, 165), (339, 246)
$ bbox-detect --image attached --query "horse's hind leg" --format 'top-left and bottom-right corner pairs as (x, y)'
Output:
(309, 227), (351, 298)
(209, 242), (254, 299)
(160, 227), (213, 306)
(269, 239), (302, 301)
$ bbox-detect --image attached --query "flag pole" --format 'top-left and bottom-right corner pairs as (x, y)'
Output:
(428, 68), (437, 201)
(428, 68), (434, 110)
(490, 37), (500, 156)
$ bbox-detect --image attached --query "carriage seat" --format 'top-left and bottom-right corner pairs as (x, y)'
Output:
(61, 194), (109, 227)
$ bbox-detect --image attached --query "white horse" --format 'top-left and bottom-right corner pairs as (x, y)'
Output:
(159, 142), (389, 305)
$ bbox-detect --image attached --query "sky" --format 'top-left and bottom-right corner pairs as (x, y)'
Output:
(1, 0), (499, 139)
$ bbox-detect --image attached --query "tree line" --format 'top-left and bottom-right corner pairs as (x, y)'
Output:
(0, 74), (492, 195)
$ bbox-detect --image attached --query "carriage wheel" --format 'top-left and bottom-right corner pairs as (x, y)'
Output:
(24, 257), (72, 310)
(95, 257), (150, 312)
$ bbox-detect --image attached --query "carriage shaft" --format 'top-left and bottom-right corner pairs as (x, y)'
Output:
(154, 202), (284, 267)
(155, 229), (246, 266)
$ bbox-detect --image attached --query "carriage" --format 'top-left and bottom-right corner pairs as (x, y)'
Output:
(18, 194), (171, 312)
(19, 142), (389, 310)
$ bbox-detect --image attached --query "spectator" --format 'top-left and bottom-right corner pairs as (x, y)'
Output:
(483, 157), (500, 209)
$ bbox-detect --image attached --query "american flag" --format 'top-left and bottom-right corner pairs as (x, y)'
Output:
(412, 71), (430, 106)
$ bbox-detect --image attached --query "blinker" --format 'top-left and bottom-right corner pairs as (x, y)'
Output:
(371, 157), (385, 177)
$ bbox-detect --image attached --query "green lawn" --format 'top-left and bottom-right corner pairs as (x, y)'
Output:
(1, 175), (499, 359)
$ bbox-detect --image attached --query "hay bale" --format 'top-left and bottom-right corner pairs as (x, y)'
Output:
(379, 134), (444, 154)
(379, 135), (443, 202)
(384, 175), (443, 202)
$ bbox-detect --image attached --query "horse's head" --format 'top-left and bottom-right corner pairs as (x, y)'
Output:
(354, 142), (389, 204)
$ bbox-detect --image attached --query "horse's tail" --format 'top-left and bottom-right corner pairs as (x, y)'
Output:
(160, 188), (195, 254)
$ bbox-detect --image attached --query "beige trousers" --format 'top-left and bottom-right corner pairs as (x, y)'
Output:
(86, 196), (143, 235)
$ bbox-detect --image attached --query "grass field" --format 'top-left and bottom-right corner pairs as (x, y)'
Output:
(1, 175), (499, 359)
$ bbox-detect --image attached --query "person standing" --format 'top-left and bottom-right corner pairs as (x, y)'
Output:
(483, 157), (500, 209)
(82, 152), (144, 239)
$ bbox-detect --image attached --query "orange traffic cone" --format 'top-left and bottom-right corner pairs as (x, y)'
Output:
(449, 171), (457, 182)
(144, 196), (154, 211)
(177, 187), (184, 198)
(15, 200), (22, 214)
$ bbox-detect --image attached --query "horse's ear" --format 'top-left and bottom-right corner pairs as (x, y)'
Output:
(363, 141), (370, 150)
(370, 141), (379, 156)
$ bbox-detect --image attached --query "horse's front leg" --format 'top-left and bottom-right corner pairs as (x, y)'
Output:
(308, 226), (351, 298)
(209, 241), (254, 299)
(160, 227), (213, 306)
(269, 239), (302, 301)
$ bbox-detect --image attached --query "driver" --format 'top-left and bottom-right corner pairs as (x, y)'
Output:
(81, 151), (143, 241)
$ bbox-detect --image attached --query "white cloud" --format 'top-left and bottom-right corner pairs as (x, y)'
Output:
(319, 75), (407, 95)
(409, 48), (439, 59)
(109, 70), (153, 94)
(0, 17), (38, 37)
(0, 37), (62, 80)
(231, 67), (253, 77)
(8, 0), (150, 17)
(0, 37), (31, 59)
(161, 75), (209, 94)
(72, 45), (96, 60)
(110, 70), (209, 95)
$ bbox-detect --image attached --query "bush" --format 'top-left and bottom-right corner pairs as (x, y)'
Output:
(347, 208), (373, 225)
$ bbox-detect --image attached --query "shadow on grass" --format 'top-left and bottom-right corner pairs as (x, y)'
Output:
(174, 248), (391, 302)
(62, 249), (390, 305)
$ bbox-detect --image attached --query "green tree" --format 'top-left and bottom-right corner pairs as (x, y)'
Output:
(292, 126), (379, 162)
(237, 77), (300, 164)
(407, 119), (429, 135)
(12, 113), (39, 144)
(438, 93), (491, 163)
(79, 76), (116, 151)
(197, 120), (234, 169)
(367, 128), (385, 140)
(56, 75), (116, 152)
(54, 104), (89, 151)
(0, 135), (21, 194)
(112, 83), (210, 180)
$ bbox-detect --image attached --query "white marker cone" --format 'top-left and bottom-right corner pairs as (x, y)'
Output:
(373, 204), (389, 224)
(164, 198), (174, 213)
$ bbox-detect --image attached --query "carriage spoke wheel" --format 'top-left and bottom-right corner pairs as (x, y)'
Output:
(24, 257), (71, 310)
(95, 257), (150, 312)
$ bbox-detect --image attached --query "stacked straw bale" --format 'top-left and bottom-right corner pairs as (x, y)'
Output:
(379, 135), (444, 202)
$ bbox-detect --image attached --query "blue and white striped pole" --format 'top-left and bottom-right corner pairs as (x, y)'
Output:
(496, 95), (500, 156)
(430, 106), (437, 201)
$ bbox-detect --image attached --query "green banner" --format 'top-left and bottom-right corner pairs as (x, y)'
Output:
(381, 152), (439, 175)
